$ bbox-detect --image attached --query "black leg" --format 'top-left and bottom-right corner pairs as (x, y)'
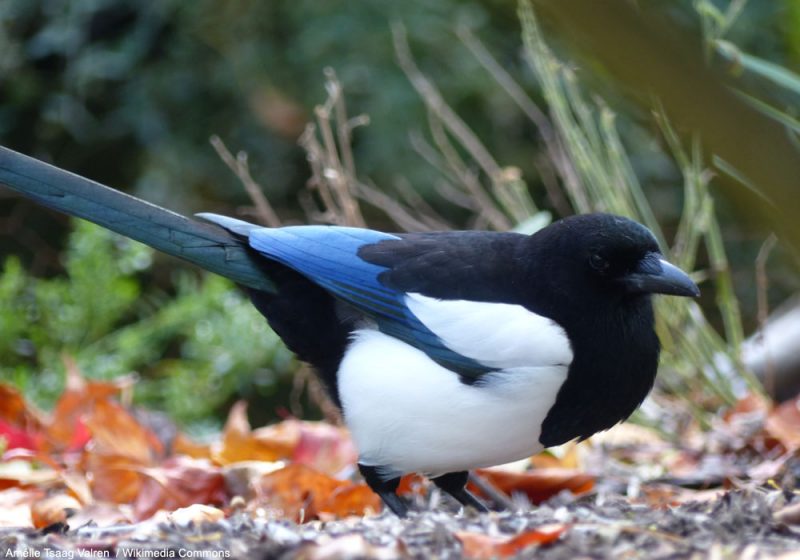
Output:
(432, 471), (489, 513)
(359, 463), (409, 517)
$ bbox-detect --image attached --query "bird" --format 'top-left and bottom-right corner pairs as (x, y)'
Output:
(0, 146), (699, 516)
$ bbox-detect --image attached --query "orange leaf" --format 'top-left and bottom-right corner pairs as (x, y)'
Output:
(30, 493), (81, 529)
(84, 455), (145, 503)
(474, 468), (594, 504)
(173, 433), (213, 460)
(83, 399), (161, 464)
(258, 463), (379, 521)
(319, 483), (381, 518)
(457, 525), (567, 559)
(765, 397), (800, 452)
(44, 357), (131, 452)
(397, 473), (427, 497)
(213, 403), (298, 464)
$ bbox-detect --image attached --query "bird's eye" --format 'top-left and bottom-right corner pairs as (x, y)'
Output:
(589, 253), (610, 273)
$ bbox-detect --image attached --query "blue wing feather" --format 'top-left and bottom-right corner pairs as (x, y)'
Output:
(248, 226), (491, 379)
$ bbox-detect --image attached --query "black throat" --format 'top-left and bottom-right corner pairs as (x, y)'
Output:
(537, 295), (660, 447)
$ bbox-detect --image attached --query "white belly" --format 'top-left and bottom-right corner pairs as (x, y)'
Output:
(338, 329), (569, 478)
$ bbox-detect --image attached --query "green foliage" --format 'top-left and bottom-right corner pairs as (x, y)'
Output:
(518, 2), (762, 413)
(0, 220), (294, 428)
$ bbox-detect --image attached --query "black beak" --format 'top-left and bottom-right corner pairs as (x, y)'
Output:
(622, 252), (700, 297)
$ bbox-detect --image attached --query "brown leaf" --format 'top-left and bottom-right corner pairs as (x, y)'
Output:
(765, 397), (800, 452)
(81, 400), (162, 504)
(44, 357), (133, 452)
(30, 493), (81, 529)
(134, 456), (227, 521)
(0, 384), (44, 451)
(474, 468), (594, 504)
(84, 399), (161, 464)
(457, 524), (567, 559)
(84, 455), (145, 504)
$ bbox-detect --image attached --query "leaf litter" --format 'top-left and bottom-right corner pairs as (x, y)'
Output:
(1, 368), (799, 559)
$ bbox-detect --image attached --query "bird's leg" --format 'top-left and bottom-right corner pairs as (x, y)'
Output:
(358, 463), (408, 517)
(431, 471), (490, 512)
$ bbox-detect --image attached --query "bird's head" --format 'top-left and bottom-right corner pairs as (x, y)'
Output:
(527, 213), (699, 306)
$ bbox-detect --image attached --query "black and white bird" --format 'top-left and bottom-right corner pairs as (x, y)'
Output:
(0, 147), (699, 516)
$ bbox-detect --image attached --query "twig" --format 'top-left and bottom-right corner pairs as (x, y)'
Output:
(209, 135), (281, 227)
(755, 233), (778, 397)
(393, 23), (512, 231)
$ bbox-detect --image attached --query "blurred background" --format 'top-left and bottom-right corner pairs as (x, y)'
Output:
(1, 0), (799, 433)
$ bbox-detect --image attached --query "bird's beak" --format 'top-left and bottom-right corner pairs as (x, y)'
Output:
(622, 252), (700, 297)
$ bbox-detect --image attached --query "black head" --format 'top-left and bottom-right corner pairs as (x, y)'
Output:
(529, 214), (698, 447)
(526, 213), (699, 306)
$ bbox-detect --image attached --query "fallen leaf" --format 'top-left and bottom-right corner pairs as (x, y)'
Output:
(0, 384), (44, 451)
(292, 422), (357, 476)
(174, 433), (213, 460)
(222, 460), (285, 500)
(30, 493), (81, 529)
(457, 524), (567, 559)
(0, 460), (59, 490)
(84, 399), (161, 464)
(44, 357), (133, 452)
(0, 487), (43, 527)
(295, 534), (404, 560)
(168, 504), (225, 526)
(213, 402), (298, 464)
(258, 463), (375, 521)
(474, 468), (594, 504)
(85, 455), (145, 504)
(765, 397), (800, 452)
(318, 483), (381, 518)
(775, 501), (800, 525)
(134, 456), (227, 521)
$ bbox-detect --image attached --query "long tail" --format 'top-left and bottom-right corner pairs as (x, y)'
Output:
(0, 146), (275, 293)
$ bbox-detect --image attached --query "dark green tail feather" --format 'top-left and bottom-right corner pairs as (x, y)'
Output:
(0, 146), (275, 293)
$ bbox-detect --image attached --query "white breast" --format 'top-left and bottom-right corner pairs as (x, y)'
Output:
(338, 297), (573, 478)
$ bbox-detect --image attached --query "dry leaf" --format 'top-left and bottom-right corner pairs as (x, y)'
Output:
(292, 421), (357, 476)
(213, 402), (298, 464)
(0, 487), (43, 527)
(296, 534), (404, 560)
(258, 463), (376, 521)
(173, 433), (213, 460)
(30, 493), (81, 528)
(0, 460), (60, 490)
(168, 504), (225, 526)
(475, 468), (594, 504)
(318, 483), (381, 518)
(134, 456), (226, 521)
(765, 397), (800, 452)
(84, 399), (161, 464)
(457, 524), (567, 558)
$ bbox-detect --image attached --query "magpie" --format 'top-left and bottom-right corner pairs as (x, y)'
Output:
(0, 147), (699, 516)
